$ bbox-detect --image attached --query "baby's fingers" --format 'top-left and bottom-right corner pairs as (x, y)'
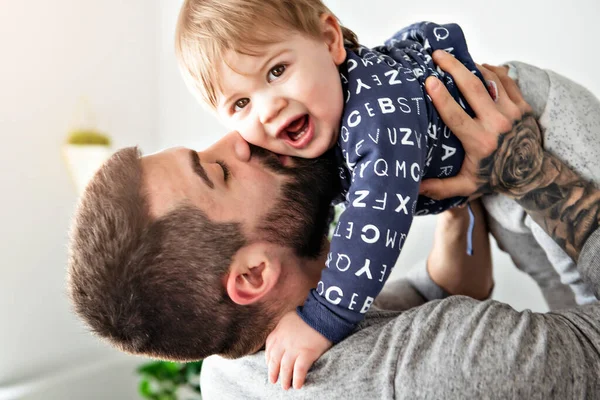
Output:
(280, 352), (296, 390)
(267, 346), (283, 384)
(484, 63), (532, 115)
(292, 353), (313, 389)
(477, 64), (521, 121)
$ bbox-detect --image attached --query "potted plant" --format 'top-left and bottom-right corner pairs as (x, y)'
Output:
(63, 129), (113, 195)
(136, 360), (203, 400)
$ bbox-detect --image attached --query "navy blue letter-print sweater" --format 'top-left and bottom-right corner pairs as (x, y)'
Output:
(298, 22), (485, 343)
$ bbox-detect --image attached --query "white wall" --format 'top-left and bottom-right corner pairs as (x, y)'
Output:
(157, 0), (225, 151)
(0, 0), (159, 389)
(325, 0), (600, 95)
(2, 0), (598, 396)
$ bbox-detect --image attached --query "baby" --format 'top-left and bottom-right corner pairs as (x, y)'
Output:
(175, 0), (597, 390)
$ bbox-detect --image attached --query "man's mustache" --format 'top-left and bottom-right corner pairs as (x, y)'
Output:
(248, 144), (288, 174)
(248, 144), (336, 176)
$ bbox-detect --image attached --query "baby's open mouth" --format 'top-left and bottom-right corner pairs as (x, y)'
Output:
(284, 115), (309, 141)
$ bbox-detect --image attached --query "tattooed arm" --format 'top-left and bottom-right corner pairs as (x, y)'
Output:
(477, 114), (600, 261)
(419, 50), (599, 261)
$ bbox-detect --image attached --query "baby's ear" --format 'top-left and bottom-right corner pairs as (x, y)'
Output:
(226, 243), (281, 306)
(320, 13), (346, 65)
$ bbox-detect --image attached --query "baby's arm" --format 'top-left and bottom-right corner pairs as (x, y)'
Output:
(300, 20), (485, 344)
(299, 124), (425, 342)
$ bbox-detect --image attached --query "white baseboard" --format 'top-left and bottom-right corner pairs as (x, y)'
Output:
(0, 356), (141, 400)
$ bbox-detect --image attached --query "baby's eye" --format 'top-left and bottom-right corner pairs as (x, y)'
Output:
(267, 64), (286, 82)
(233, 98), (249, 112)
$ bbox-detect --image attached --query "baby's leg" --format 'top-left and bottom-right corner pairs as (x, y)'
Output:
(482, 61), (600, 306)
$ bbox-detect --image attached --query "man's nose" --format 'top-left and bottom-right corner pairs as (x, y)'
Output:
(258, 95), (287, 128)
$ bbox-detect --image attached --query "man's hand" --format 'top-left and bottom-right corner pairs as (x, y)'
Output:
(265, 311), (332, 390)
(419, 50), (534, 200)
(420, 50), (600, 261)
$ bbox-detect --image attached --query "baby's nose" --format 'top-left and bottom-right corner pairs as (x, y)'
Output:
(259, 96), (287, 127)
(205, 131), (250, 162)
(228, 131), (251, 161)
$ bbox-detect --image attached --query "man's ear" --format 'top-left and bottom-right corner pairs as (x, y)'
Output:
(226, 243), (281, 306)
(320, 13), (346, 65)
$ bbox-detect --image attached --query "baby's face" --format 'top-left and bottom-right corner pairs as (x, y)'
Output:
(214, 25), (346, 158)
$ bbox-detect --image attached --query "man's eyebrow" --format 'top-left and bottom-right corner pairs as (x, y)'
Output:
(190, 150), (214, 189)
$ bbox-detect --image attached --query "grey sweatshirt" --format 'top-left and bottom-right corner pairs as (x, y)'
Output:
(200, 228), (600, 399)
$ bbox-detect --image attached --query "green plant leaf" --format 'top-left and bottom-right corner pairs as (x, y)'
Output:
(138, 379), (154, 398)
(137, 361), (167, 377)
(137, 360), (203, 397)
(66, 130), (111, 146)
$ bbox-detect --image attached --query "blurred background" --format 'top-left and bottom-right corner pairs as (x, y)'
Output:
(1, 0), (598, 398)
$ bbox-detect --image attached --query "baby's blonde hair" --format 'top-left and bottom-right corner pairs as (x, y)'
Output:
(175, 0), (358, 108)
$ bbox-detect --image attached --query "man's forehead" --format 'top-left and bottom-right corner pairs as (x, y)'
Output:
(141, 149), (195, 218)
(143, 146), (185, 159)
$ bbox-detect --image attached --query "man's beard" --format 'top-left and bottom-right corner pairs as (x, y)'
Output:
(249, 145), (341, 259)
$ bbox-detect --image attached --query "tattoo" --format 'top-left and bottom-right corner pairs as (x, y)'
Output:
(475, 113), (600, 261)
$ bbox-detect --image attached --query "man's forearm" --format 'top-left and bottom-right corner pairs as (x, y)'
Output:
(427, 200), (493, 300)
(476, 113), (600, 261)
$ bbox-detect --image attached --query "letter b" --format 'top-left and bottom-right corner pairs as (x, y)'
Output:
(378, 98), (396, 114)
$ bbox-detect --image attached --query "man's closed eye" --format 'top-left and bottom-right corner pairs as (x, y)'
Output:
(216, 160), (230, 181)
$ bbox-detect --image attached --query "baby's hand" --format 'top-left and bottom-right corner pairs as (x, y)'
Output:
(265, 311), (332, 390)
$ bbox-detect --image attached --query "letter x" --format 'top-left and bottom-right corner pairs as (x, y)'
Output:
(395, 194), (410, 214)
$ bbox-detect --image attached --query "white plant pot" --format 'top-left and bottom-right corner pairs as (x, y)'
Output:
(63, 144), (113, 195)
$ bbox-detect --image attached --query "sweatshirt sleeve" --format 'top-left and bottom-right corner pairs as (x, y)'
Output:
(297, 22), (481, 343)
(578, 227), (600, 298)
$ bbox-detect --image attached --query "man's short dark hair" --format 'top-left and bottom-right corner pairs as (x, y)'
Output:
(67, 147), (273, 361)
